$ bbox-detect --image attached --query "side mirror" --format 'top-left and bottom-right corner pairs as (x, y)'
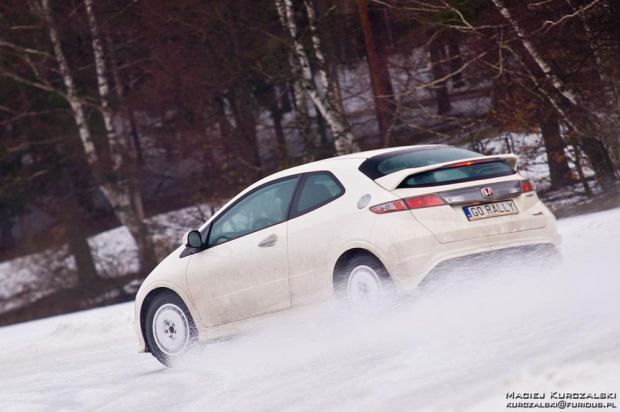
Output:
(184, 230), (203, 249)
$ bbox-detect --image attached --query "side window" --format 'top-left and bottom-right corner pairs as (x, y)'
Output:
(208, 177), (297, 246)
(293, 173), (344, 217)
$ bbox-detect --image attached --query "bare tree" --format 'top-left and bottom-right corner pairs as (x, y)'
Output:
(357, 0), (397, 146)
(428, 33), (452, 115)
(538, 110), (574, 189)
(491, 0), (617, 181)
(83, 0), (157, 271)
(35, 0), (156, 273)
(275, 0), (357, 155)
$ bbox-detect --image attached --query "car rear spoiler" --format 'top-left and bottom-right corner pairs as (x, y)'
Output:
(374, 154), (519, 191)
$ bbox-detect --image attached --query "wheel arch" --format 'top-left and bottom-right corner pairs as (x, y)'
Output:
(332, 247), (392, 282)
(139, 287), (189, 353)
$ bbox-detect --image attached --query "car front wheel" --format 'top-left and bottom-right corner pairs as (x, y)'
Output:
(144, 291), (197, 367)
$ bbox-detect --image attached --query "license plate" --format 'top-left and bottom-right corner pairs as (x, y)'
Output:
(463, 200), (518, 221)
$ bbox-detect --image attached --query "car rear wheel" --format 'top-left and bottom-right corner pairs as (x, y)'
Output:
(144, 291), (197, 367)
(335, 254), (393, 309)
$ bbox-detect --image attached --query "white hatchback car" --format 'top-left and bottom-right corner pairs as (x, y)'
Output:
(135, 145), (560, 366)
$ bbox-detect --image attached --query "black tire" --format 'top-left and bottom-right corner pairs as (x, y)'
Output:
(144, 291), (198, 367)
(334, 254), (394, 309)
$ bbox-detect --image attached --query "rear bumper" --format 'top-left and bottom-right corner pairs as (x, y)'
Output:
(415, 242), (561, 290)
(396, 232), (560, 292)
(370, 208), (561, 293)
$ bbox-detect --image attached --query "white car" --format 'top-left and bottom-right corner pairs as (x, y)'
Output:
(134, 144), (560, 366)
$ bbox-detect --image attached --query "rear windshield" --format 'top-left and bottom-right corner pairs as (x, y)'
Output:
(398, 160), (515, 188)
(359, 146), (484, 179)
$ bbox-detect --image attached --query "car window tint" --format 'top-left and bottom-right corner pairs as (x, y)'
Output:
(401, 160), (514, 187)
(377, 147), (482, 175)
(296, 173), (343, 214)
(208, 178), (297, 246)
(358, 146), (484, 179)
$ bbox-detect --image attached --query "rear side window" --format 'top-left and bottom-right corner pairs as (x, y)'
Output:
(399, 160), (515, 188)
(359, 146), (483, 179)
(291, 172), (344, 217)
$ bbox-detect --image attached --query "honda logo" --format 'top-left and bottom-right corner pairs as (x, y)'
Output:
(481, 187), (494, 198)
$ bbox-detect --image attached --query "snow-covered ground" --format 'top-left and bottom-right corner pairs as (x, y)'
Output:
(1, 208), (619, 412)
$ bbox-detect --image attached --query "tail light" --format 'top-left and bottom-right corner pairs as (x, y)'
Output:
(370, 194), (445, 214)
(369, 200), (407, 214)
(404, 194), (445, 209)
(521, 179), (536, 193)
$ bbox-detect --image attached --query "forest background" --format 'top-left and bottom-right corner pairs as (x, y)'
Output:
(1, 0), (619, 325)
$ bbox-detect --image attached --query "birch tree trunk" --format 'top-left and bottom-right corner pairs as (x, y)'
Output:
(493, 0), (617, 180)
(40, 0), (156, 274)
(275, 0), (357, 155)
(84, 0), (157, 272)
(303, 0), (347, 120)
(39, 0), (98, 165)
(274, 1), (315, 158)
(303, 0), (356, 154)
(36, 0), (101, 283)
(491, 0), (579, 106)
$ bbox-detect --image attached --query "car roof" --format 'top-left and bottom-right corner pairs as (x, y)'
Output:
(201, 144), (448, 229)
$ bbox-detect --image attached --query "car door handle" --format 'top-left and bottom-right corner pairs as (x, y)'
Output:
(258, 234), (278, 247)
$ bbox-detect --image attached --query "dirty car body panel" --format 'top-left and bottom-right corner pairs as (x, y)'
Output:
(134, 145), (560, 359)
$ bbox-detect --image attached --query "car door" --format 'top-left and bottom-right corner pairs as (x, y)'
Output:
(286, 172), (346, 306)
(186, 177), (298, 327)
